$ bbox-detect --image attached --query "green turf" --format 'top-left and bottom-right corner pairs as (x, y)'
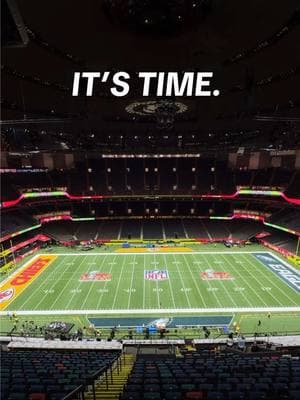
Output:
(4, 250), (299, 313)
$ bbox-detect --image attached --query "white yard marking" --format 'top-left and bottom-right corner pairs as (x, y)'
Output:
(154, 253), (161, 309)
(80, 254), (108, 310)
(95, 255), (117, 309)
(52, 256), (88, 310)
(210, 253), (239, 307)
(5, 250), (298, 314)
(191, 253), (222, 307)
(38, 251), (268, 256)
(162, 253), (176, 309)
(219, 254), (259, 307)
(127, 254), (136, 309)
(3, 306), (299, 316)
(248, 254), (299, 305)
(22, 256), (69, 310)
(171, 254), (191, 308)
(142, 254), (146, 309)
(111, 254), (127, 310)
(182, 254), (207, 307)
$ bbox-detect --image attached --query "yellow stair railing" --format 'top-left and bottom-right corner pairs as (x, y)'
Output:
(85, 353), (136, 400)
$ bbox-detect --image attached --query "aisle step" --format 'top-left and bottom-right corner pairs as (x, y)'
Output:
(84, 354), (135, 400)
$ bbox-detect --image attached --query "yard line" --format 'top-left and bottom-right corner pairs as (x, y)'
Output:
(221, 254), (267, 307)
(154, 253), (161, 309)
(242, 254), (284, 306)
(19, 255), (69, 310)
(95, 254), (117, 309)
(247, 254), (299, 306)
(111, 254), (128, 310)
(80, 254), (107, 310)
(52, 255), (88, 310)
(238, 253), (294, 307)
(143, 253), (146, 309)
(162, 253), (176, 308)
(219, 254), (257, 307)
(182, 254), (206, 308)
(242, 254), (292, 306)
(210, 253), (239, 307)
(34, 257), (78, 310)
(127, 254), (136, 309)
(171, 254), (191, 308)
(190, 253), (222, 307)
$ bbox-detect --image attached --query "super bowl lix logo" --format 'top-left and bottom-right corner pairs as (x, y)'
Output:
(200, 269), (234, 280)
(144, 270), (169, 280)
(0, 288), (14, 303)
(80, 271), (112, 281)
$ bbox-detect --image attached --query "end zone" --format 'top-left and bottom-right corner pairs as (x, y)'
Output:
(0, 255), (56, 310)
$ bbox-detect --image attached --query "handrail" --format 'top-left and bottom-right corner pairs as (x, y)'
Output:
(62, 384), (83, 400)
(1, 329), (300, 340)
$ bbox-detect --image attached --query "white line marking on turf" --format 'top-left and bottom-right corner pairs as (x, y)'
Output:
(143, 253), (146, 309)
(182, 254), (206, 307)
(210, 253), (238, 307)
(95, 254), (117, 309)
(171, 254), (191, 308)
(37, 251), (268, 256)
(111, 253), (127, 310)
(31, 255), (75, 310)
(241, 254), (284, 307)
(154, 253), (161, 309)
(9, 255), (64, 311)
(220, 254), (259, 307)
(52, 255), (88, 310)
(80, 253), (106, 310)
(163, 253), (176, 309)
(248, 254), (298, 305)
(127, 254), (136, 309)
(2, 307), (299, 316)
(191, 253), (222, 307)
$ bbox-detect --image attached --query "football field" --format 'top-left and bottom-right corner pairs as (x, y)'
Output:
(1, 250), (299, 315)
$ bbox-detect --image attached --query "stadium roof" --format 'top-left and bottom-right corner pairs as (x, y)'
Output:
(1, 0), (300, 151)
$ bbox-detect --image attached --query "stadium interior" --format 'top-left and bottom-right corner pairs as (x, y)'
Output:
(1, 1), (300, 400)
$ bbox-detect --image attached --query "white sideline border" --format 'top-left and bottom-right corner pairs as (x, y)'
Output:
(1, 306), (300, 316)
(37, 251), (270, 256)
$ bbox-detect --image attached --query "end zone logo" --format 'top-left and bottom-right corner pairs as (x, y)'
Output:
(254, 253), (300, 292)
(0, 288), (14, 303)
(0, 255), (56, 311)
(201, 269), (234, 280)
(80, 271), (112, 281)
(10, 256), (55, 286)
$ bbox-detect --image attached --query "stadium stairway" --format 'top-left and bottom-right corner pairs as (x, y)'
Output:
(85, 354), (136, 400)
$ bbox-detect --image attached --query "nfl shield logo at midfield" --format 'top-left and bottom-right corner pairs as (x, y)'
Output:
(144, 270), (169, 280)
